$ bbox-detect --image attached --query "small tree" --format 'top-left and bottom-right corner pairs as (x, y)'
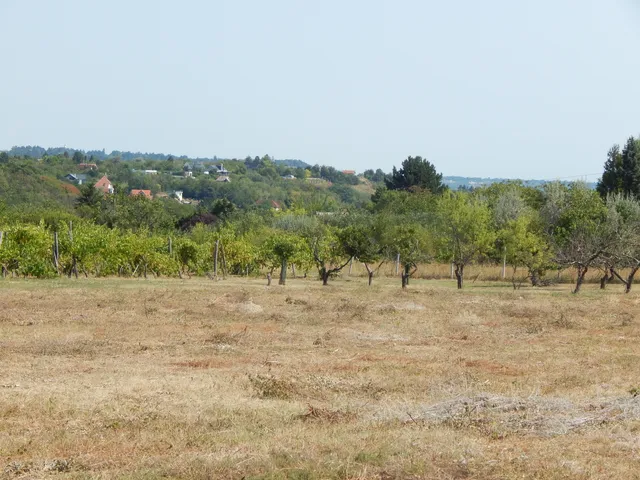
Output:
(307, 226), (352, 286)
(387, 223), (432, 289)
(435, 191), (496, 289)
(603, 194), (640, 293)
(259, 233), (309, 285)
(501, 214), (553, 287)
(340, 221), (385, 286)
(544, 182), (614, 293)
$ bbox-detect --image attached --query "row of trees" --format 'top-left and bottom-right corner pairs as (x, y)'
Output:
(3, 179), (640, 294)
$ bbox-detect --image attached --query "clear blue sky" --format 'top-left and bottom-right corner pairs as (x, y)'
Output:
(1, 0), (638, 180)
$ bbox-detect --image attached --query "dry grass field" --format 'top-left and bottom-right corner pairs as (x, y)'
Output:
(1, 275), (640, 479)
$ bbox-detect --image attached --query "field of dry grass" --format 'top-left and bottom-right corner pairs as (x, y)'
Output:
(1, 275), (640, 479)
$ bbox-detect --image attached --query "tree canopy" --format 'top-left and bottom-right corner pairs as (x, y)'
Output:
(385, 156), (446, 193)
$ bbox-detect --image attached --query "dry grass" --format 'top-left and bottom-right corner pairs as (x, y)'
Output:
(1, 275), (640, 479)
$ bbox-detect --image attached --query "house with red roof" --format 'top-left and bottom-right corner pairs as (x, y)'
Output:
(130, 189), (153, 199)
(256, 199), (282, 211)
(94, 175), (114, 194)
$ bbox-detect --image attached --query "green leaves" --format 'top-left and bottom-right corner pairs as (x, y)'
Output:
(435, 191), (496, 266)
(385, 156), (446, 194)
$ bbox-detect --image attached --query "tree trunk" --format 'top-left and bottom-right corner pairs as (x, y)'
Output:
(267, 272), (272, 286)
(573, 265), (588, 294)
(321, 268), (330, 286)
(364, 263), (374, 286)
(455, 263), (464, 289)
(401, 273), (407, 289)
(626, 266), (639, 294)
(279, 258), (288, 285)
(529, 270), (539, 287)
(404, 264), (410, 286)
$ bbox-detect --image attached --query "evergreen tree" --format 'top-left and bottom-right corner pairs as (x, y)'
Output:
(597, 145), (622, 197)
(621, 136), (640, 197)
(385, 156), (446, 193)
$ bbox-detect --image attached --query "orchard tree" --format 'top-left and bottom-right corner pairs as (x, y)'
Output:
(543, 182), (615, 293)
(385, 156), (446, 193)
(386, 222), (432, 289)
(501, 214), (553, 287)
(307, 225), (352, 286)
(259, 233), (309, 285)
(603, 194), (640, 293)
(435, 191), (496, 289)
(339, 221), (386, 286)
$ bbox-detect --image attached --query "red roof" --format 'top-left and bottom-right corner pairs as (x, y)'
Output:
(94, 175), (113, 193)
(130, 189), (152, 199)
(342, 170), (356, 175)
(256, 199), (282, 209)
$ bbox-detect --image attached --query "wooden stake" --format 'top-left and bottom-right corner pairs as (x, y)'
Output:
(220, 242), (228, 279)
(213, 240), (219, 280)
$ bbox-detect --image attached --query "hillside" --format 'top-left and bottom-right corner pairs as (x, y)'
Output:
(0, 163), (77, 211)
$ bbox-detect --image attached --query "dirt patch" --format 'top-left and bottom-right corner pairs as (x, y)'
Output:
(236, 301), (264, 314)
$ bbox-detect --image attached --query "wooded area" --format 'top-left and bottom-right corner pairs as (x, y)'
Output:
(1, 139), (640, 294)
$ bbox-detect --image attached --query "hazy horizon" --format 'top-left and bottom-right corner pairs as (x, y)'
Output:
(1, 0), (638, 181)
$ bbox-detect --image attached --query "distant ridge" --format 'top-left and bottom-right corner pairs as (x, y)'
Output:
(4, 145), (309, 167)
(3, 145), (596, 188)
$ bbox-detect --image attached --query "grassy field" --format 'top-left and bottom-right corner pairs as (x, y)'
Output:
(1, 275), (640, 479)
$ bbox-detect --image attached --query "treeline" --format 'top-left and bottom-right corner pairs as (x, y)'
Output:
(5, 145), (310, 167)
(4, 176), (640, 294)
(0, 149), (370, 214)
(1, 141), (639, 295)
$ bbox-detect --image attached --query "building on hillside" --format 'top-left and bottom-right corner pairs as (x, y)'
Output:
(184, 171), (193, 178)
(306, 177), (328, 185)
(342, 170), (356, 175)
(79, 163), (98, 170)
(216, 175), (231, 182)
(143, 170), (158, 175)
(172, 190), (184, 202)
(65, 173), (88, 185)
(95, 175), (114, 194)
(282, 174), (296, 180)
(215, 163), (229, 175)
(155, 192), (169, 199)
(256, 199), (282, 211)
(130, 189), (153, 199)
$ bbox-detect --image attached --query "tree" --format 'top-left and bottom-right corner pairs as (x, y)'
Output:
(385, 156), (446, 193)
(339, 221), (385, 286)
(435, 191), (496, 289)
(602, 194), (640, 293)
(501, 214), (553, 287)
(259, 233), (309, 285)
(0, 152), (9, 163)
(386, 223), (432, 289)
(75, 183), (103, 210)
(621, 137), (640, 198)
(543, 182), (614, 293)
(72, 151), (84, 164)
(597, 145), (623, 197)
(307, 226), (352, 285)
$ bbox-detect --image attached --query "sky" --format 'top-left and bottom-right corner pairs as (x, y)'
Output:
(1, 0), (638, 180)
